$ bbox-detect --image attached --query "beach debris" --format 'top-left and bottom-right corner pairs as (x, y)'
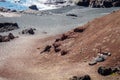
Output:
(74, 27), (86, 33)
(40, 45), (52, 53)
(89, 51), (111, 66)
(66, 13), (78, 17)
(0, 33), (16, 42)
(69, 75), (91, 80)
(21, 28), (36, 35)
(29, 5), (38, 10)
(61, 50), (68, 56)
(0, 23), (19, 32)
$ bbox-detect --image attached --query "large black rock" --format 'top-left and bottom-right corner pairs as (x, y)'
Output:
(29, 5), (38, 10)
(0, 23), (19, 32)
(98, 66), (112, 76)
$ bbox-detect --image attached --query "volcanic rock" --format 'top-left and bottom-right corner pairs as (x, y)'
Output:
(0, 23), (19, 32)
(29, 5), (38, 10)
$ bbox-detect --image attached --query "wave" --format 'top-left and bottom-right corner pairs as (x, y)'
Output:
(1, 0), (74, 10)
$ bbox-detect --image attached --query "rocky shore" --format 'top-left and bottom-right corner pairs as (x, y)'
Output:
(76, 0), (120, 8)
(0, 5), (119, 80)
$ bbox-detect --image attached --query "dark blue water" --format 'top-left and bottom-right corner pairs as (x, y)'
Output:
(0, 2), (28, 10)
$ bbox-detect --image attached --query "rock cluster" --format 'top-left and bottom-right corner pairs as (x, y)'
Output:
(0, 23), (19, 32)
(21, 28), (36, 35)
(0, 33), (15, 42)
(0, 7), (17, 12)
(69, 75), (91, 80)
(40, 34), (70, 56)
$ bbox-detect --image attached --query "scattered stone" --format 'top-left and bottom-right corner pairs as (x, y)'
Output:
(53, 43), (61, 52)
(70, 75), (91, 80)
(66, 14), (78, 17)
(2, 36), (10, 42)
(29, 5), (39, 10)
(89, 51), (111, 66)
(61, 34), (69, 41)
(89, 60), (97, 66)
(21, 28), (36, 35)
(61, 50), (68, 56)
(40, 45), (52, 53)
(55, 38), (61, 42)
(54, 48), (61, 52)
(0, 23), (19, 32)
(74, 27), (86, 33)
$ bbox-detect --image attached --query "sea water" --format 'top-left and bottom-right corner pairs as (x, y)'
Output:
(0, 0), (72, 10)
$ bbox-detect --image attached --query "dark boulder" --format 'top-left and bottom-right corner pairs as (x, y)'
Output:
(0, 23), (19, 32)
(29, 5), (38, 10)
(61, 50), (68, 56)
(112, 1), (120, 7)
(54, 48), (61, 52)
(76, 0), (90, 7)
(8, 33), (15, 39)
(98, 66), (112, 76)
(74, 27), (86, 33)
(66, 14), (78, 17)
(28, 28), (35, 34)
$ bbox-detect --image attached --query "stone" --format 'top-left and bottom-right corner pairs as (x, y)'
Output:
(74, 27), (86, 33)
(21, 28), (36, 35)
(66, 14), (78, 17)
(8, 33), (15, 39)
(70, 75), (91, 80)
(28, 28), (35, 34)
(76, 0), (90, 7)
(40, 45), (52, 53)
(2, 36), (10, 42)
(61, 34), (68, 41)
(61, 50), (68, 56)
(98, 66), (112, 76)
(94, 56), (105, 62)
(29, 5), (38, 10)
(89, 60), (97, 65)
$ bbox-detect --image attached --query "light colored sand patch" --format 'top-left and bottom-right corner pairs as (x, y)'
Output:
(0, 12), (21, 17)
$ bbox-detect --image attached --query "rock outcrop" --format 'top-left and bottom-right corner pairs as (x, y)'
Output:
(0, 33), (16, 42)
(0, 23), (19, 32)
(21, 28), (36, 35)
(76, 0), (120, 7)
